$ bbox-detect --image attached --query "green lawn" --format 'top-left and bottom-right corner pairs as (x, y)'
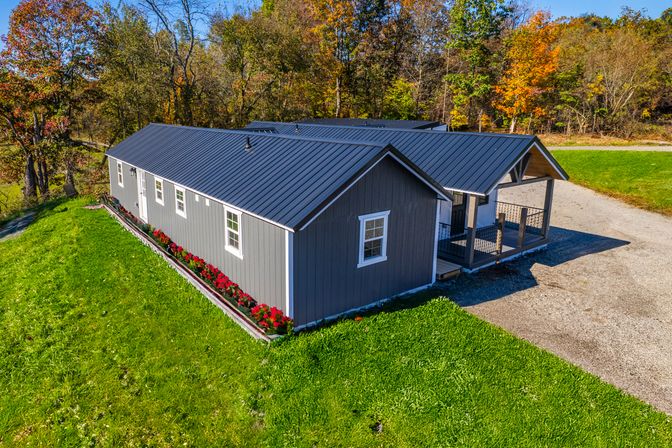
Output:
(1, 199), (671, 446)
(552, 150), (672, 215)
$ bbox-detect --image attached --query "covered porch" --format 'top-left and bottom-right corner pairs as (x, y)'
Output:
(436, 140), (563, 272)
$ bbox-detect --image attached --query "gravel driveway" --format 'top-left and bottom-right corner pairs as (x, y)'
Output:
(442, 181), (672, 414)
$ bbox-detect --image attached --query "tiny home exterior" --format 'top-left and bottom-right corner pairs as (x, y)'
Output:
(107, 124), (448, 328)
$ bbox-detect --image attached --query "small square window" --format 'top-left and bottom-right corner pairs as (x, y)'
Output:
(195, 194), (200, 202)
(358, 211), (389, 268)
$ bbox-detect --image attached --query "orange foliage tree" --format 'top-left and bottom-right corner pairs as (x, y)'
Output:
(494, 11), (559, 133)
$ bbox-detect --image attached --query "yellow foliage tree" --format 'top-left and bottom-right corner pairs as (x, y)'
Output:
(494, 11), (559, 133)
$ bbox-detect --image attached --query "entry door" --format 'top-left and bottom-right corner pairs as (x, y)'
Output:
(450, 193), (466, 236)
(137, 169), (148, 222)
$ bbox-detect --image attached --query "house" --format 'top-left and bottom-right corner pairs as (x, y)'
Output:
(107, 124), (449, 329)
(296, 118), (446, 130)
(106, 122), (568, 330)
(247, 121), (568, 271)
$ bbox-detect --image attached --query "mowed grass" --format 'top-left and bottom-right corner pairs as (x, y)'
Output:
(552, 150), (672, 215)
(1, 199), (671, 446)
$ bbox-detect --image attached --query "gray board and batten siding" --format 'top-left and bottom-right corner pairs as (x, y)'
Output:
(247, 121), (569, 195)
(292, 156), (438, 327)
(108, 156), (287, 311)
(107, 125), (450, 326)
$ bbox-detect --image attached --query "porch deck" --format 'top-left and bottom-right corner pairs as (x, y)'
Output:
(439, 227), (545, 267)
(437, 200), (549, 269)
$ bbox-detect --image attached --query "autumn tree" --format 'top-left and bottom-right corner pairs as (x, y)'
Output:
(0, 0), (99, 200)
(495, 11), (559, 133)
(445, 0), (509, 131)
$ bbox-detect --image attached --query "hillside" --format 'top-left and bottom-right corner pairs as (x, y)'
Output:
(0, 198), (670, 446)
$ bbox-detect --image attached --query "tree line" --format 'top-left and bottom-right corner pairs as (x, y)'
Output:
(1, 0), (671, 203)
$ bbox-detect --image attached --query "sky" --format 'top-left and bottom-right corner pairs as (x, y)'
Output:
(0, 0), (669, 41)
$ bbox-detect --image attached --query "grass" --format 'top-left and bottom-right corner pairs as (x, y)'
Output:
(552, 150), (672, 216)
(539, 133), (672, 147)
(1, 199), (671, 446)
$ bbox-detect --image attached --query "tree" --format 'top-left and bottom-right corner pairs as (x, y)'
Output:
(1, 0), (99, 200)
(445, 0), (509, 131)
(495, 11), (559, 133)
(95, 3), (166, 144)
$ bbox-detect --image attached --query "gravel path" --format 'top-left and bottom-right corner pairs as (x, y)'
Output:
(0, 212), (35, 242)
(442, 181), (672, 414)
(549, 145), (672, 152)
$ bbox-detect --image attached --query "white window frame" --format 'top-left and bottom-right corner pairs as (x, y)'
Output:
(224, 206), (243, 259)
(116, 161), (124, 187)
(154, 177), (164, 205)
(175, 186), (187, 218)
(357, 210), (390, 268)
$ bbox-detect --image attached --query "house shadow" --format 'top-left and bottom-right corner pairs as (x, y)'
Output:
(442, 226), (630, 307)
(292, 226), (630, 335)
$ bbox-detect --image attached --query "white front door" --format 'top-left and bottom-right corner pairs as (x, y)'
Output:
(137, 169), (148, 222)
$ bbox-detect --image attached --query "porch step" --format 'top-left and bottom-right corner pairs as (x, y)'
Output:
(436, 259), (462, 281)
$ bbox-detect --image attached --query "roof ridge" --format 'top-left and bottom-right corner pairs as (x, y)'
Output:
(250, 121), (535, 139)
(147, 123), (388, 148)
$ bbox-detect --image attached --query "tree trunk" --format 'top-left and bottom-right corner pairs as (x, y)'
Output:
(23, 153), (38, 202)
(509, 116), (517, 134)
(64, 156), (78, 197)
(477, 109), (483, 133)
(335, 76), (342, 118)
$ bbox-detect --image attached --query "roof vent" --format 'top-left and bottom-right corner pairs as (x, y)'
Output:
(244, 136), (253, 152)
(294, 123), (300, 134)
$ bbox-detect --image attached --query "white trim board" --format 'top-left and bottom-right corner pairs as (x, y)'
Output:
(285, 230), (294, 318)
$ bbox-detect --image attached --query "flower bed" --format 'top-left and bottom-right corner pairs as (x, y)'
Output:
(104, 195), (293, 335)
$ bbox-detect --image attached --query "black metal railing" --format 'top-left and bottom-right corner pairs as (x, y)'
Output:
(496, 201), (545, 236)
(438, 222), (466, 261)
(437, 201), (548, 266)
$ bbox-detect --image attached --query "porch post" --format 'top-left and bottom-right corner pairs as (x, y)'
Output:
(542, 178), (554, 238)
(464, 194), (479, 267)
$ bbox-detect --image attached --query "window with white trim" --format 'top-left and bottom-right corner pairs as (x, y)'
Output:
(225, 207), (242, 258)
(155, 178), (164, 205)
(175, 186), (187, 218)
(116, 161), (123, 187)
(358, 211), (389, 268)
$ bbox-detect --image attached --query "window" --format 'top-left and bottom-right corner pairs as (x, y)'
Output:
(155, 178), (164, 205)
(116, 161), (123, 187)
(358, 211), (389, 268)
(195, 194), (200, 202)
(175, 186), (186, 218)
(205, 198), (210, 207)
(225, 207), (242, 258)
(478, 195), (489, 206)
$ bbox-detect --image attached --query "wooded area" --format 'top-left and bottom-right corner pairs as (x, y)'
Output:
(1, 0), (671, 205)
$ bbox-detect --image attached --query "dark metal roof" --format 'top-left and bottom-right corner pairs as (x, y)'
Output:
(106, 124), (446, 230)
(248, 121), (568, 195)
(296, 118), (442, 129)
